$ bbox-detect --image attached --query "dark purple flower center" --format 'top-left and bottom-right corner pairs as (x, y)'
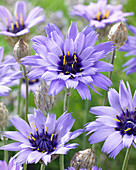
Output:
(5, 14), (25, 34)
(58, 51), (83, 78)
(114, 108), (136, 136)
(22, 78), (39, 85)
(95, 10), (110, 21)
(29, 125), (58, 154)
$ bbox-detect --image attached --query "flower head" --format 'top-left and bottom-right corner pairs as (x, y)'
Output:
(85, 80), (136, 158)
(71, 0), (133, 28)
(0, 1), (45, 37)
(0, 51), (40, 98)
(22, 22), (113, 100)
(0, 109), (82, 165)
(0, 157), (22, 170)
(119, 25), (136, 75)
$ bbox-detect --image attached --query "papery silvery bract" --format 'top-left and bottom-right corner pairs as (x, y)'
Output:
(71, 0), (133, 28)
(85, 80), (136, 158)
(0, 1), (45, 37)
(21, 22), (113, 100)
(0, 109), (83, 165)
(0, 157), (22, 170)
(119, 25), (136, 75)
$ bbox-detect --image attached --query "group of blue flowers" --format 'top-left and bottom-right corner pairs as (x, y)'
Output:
(0, 0), (136, 169)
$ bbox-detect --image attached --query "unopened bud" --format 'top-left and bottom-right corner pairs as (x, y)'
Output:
(13, 38), (31, 63)
(108, 22), (128, 49)
(34, 81), (55, 113)
(5, 32), (30, 48)
(70, 148), (96, 170)
(0, 102), (8, 129)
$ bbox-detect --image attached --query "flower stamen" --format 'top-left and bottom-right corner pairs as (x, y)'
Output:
(124, 128), (131, 132)
(20, 13), (23, 26)
(50, 134), (54, 141)
(31, 122), (38, 131)
(114, 118), (121, 122)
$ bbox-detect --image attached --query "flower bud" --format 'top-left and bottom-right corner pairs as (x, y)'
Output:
(34, 81), (55, 113)
(108, 22), (128, 49)
(70, 148), (96, 169)
(13, 38), (31, 63)
(5, 32), (30, 48)
(0, 102), (8, 129)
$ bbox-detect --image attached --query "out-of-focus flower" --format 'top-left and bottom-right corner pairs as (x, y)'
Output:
(70, 148), (96, 169)
(0, 1), (45, 47)
(0, 1), (45, 37)
(43, 10), (67, 36)
(108, 22), (128, 49)
(13, 38), (31, 63)
(0, 50), (40, 98)
(119, 25), (136, 75)
(0, 102), (8, 129)
(0, 157), (22, 170)
(71, 0), (133, 28)
(21, 22), (113, 100)
(34, 80), (55, 113)
(0, 109), (83, 165)
(85, 80), (136, 158)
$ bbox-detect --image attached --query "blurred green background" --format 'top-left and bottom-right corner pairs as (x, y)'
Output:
(0, 0), (136, 169)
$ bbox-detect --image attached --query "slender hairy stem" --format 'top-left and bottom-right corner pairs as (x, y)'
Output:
(122, 146), (132, 170)
(63, 88), (71, 112)
(40, 163), (46, 170)
(23, 163), (27, 170)
(3, 136), (8, 163)
(82, 100), (89, 149)
(17, 77), (22, 117)
(104, 49), (116, 106)
(22, 65), (29, 122)
(59, 88), (71, 170)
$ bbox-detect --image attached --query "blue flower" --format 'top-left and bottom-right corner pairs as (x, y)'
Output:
(0, 1), (45, 37)
(71, 0), (133, 28)
(120, 25), (136, 75)
(22, 22), (113, 100)
(0, 109), (82, 165)
(0, 157), (22, 170)
(85, 80), (136, 158)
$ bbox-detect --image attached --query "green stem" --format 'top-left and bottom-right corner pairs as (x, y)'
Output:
(17, 77), (22, 117)
(63, 88), (71, 112)
(3, 136), (8, 163)
(40, 163), (46, 170)
(59, 154), (64, 170)
(22, 65), (29, 122)
(82, 100), (89, 149)
(104, 49), (116, 106)
(122, 146), (132, 170)
(59, 88), (71, 170)
(23, 163), (27, 170)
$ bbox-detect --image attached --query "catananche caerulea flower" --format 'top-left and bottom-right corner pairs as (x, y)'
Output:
(21, 22), (113, 100)
(85, 80), (136, 158)
(0, 157), (22, 170)
(119, 25), (136, 75)
(0, 46), (13, 96)
(0, 109), (82, 165)
(71, 0), (133, 28)
(0, 1), (45, 37)
(0, 53), (40, 98)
